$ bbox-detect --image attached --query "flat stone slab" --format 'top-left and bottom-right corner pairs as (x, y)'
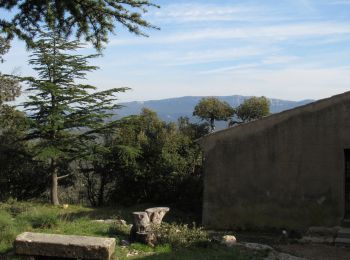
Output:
(15, 232), (115, 260)
(307, 226), (339, 237)
(337, 228), (350, 238)
(300, 236), (335, 244)
(335, 237), (350, 246)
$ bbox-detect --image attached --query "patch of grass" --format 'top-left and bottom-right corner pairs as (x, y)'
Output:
(40, 217), (112, 237)
(115, 242), (254, 260)
(0, 210), (17, 253)
(0, 202), (255, 260)
(16, 208), (59, 229)
(142, 245), (254, 260)
(0, 199), (34, 217)
(108, 222), (131, 243)
(154, 244), (172, 254)
(130, 243), (154, 253)
(0, 210), (13, 230)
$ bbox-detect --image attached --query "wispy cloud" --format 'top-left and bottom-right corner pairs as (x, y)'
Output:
(150, 3), (265, 23)
(199, 63), (262, 75)
(110, 22), (350, 46)
(262, 55), (300, 65)
(147, 47), (268, 66)
(3, 1), (350, 102)
(199, 55), (300, 75)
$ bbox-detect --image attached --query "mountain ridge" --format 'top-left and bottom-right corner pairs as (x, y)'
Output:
(115, 95), (314, 124)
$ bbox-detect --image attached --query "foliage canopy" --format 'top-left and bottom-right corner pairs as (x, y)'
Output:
(193, 97), (234, 131)
(235, 96), (270, 123)
(0, 0), (159, 49)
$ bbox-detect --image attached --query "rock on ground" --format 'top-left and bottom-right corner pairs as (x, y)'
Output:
(221, 235), (237, 247)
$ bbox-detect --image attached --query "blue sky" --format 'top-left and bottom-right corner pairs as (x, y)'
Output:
(2, 0), (350, 102)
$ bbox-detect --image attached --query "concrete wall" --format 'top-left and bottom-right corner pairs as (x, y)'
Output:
(199, 92), (350, 230)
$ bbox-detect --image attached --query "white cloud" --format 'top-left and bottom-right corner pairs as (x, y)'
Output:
(147, 47), (267, 66)
(199, 63), (262, 75)
(109, 22), (350, 46)
(229, 66), (350, 100)
(150, 3), (263, 23)
(262, 55), (300, 65)
(112, 66), (350, 102)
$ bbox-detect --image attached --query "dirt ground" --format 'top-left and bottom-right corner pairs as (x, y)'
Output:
(277, 244), (350, 260)
(236, 232), (350, 260)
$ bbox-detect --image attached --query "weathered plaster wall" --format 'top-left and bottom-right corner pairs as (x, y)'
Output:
(199, 92), (350, 230)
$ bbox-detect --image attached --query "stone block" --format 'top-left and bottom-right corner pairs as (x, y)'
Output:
(15, 232), (115, 260)
(307, 226), (339, 237)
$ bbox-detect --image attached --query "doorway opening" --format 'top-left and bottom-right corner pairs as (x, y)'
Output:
(345, 149), (350, 219)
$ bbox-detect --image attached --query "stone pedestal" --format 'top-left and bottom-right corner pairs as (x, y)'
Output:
(145, 207), (170, 226)
(130, 207), (170, 245)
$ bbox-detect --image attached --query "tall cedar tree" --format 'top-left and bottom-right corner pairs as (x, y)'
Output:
(0, 0), (159, 50)
(21, 29), (128, 205)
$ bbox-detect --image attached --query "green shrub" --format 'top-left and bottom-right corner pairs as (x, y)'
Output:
(153, 222), (209, 249)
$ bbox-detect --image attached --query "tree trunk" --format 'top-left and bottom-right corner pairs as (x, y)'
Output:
(51, 162), (60, 205)
(86, 173), (97, 206)
(98, 174), (106, 207)
(210, 117), (215, 132)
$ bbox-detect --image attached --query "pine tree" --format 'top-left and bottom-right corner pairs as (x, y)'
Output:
(0, 0), (159, 50)
(20, 29), (128, 205)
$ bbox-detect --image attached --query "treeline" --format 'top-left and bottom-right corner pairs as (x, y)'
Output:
(0, 95), (269, 213)
(78, 109), (207, 209)
(0, 103), (208, 212)
(193, 96), (270, 132)
(0, 28), (209, 213)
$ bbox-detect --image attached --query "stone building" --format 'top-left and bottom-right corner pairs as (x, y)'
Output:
(198, 92), (350, 230)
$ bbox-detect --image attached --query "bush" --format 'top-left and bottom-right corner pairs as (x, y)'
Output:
(153, 222), (209, 249)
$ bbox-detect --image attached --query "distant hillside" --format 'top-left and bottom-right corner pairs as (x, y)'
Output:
(114, 95), (314, 126)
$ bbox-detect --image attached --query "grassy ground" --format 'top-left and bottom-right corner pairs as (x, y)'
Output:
(0, 201), (258, 259)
